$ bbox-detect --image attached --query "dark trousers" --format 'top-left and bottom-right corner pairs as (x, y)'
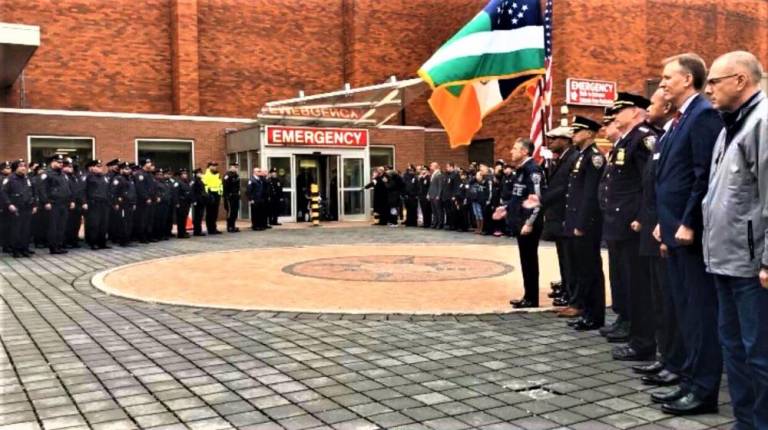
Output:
(111, 206), (131, 245)
(176, 202), (190, 237)
(47, 203), (68, 251)
(517, 224), (542, 305)
(666, 245), (722, 401)
(0, 211), (10, 251)
(206, 193), (221, 233)
(250, 201), (267, 229)
(607, 240), (631, 322)
(648, 256), (685, 373)
(628, 249), (656, 354)
(715, 274), (768, 430)
(135, 202), (152, 242)
(268, 199), (282, 225)
(443, 199), (456, 229)
(225, 195), (239, 231)
(418, 198), (431, 227)
(9, 208), (32, 252)
(568, 232), (605, 324)
(33, 210), (49, 246)
(554, 236), (572, 297)
(86, 200), (109, 246)
(430, 198), (443, 228)
(192, 202), (205, 234)
(404, 196), (418, 226)
(65, 207), (82, 246)
(153, 203), (169, 239)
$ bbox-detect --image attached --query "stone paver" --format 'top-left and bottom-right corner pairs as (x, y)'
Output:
(0, 227), (734, 429)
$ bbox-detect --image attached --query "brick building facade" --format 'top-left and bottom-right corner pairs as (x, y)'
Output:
(1, 0), (767, 220)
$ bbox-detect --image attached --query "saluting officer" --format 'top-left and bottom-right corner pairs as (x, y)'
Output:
(267, 167), (284, 226)
(223, 162), (241, 233)
(1, 160), (37, 258)
(110, 162), (133, 247)
(601, 93), (658, 359)
(247, 168), (267, 231)
(402, 165), (419, 227)
(153, 168), (171, 241)
(417, 166), (431, 228)
(41, 154), (73, 254)
(563, 116), (606, 331)
(65, 160), (86, 249)
(85, 159), (111, 250)
(190, 168), (207, 236)
(105, 158), (121, 241)
(175, 168), (192, 238)
(134, 159), (156, 243)
(507, 138), (545, 309)
(30, 163), (49, 249)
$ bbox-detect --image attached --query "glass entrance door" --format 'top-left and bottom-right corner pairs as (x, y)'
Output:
(341, 157), (365, 220)
(267, 157), (293, 222)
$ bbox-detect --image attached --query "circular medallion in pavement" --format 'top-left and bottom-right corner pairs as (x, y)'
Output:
(283, 255), (513, 282)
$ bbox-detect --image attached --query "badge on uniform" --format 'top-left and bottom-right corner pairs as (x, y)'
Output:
(224, 175), (228, 180)
(138, 175), (144, 181)
(113, 179), (119, 186)
(41, 174), (47, 180)
(2, 178), (8, 185)
(573, 158), (582, 173)
(531, 173), (542, 184)
(104, 177), (109, 183)
(174, 182), (179, 187)
(591, 154), (604, 168)
(616, 149), (625, 166)
(644, 135), (657, 151)
(653, 153), (660, 160)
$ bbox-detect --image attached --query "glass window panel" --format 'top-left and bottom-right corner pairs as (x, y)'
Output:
(137, 140), (192, 173)
(280, 191), (292, 216)
(268, 157), (291, 188)
(369, 146), (394, 176)
(343, 158), (363, 188)
(343, 190), (364, 215)
(29, 137), (93, 166)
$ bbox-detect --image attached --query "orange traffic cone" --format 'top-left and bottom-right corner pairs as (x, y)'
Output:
(186, 208), (193, 230)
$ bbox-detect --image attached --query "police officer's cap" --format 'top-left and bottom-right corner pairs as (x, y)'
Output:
(62, 157), (73, 166)
(106, 158), (121, 167)
(612, 92), (651, 111)
(193, 167), (203, 174)
(155, 168), (165, 174)
(229, 161), (239, 166)
(494, 159), (505, 167)
(177, 168), (189, 175)
(141, 158), (153, 166)
(0, 161), (7, 170)
(207, 161), (218, 167)
(85, 159), (102, 168)
(269, 167), (277, 174)
(49, 154), (64, 163)
(10, 159), (25, 171)
(118, 162), (129, 169)
(570, 115), (601, 132)
(545, 126), (573, 139)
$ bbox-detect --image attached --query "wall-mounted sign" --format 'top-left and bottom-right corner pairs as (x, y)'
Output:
(566, 78), (617, 107)
(260, 106), (365, 120)
(265, 126), (369, 148)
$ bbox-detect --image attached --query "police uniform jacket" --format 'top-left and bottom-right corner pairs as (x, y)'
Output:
(541, 146), (580, 238)
(267, 176), (284, 202)
(599, 122), (655, 241)
(440, 171), (460, 201)
(500, 173), (515, 203)
(417, 174), (430, 199)
(403, 172), (418, 197)
(40, 169), (72, 205)
(155, 178), (171, 204)
(69, 172), (87, 206)
(2, 174), (36, 210)
(564, 144), (606, 237)
(86, 173), (111, 203)
(135, 170), (156, 205)
(190, 175), (207, 205)
(175, 179), (192, 205)
(507, 158), (544, 234)
(223, 172), (240, 199)
(247, 176), (266, 203)
(110, 174), (129, 208)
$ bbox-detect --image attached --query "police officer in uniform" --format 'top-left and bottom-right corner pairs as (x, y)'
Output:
(2, 160), (37, 257)
(110, 162), (134, 247)
(223, 162), (241, 233)
(402, 165), (419, 227)
(600, 93), (657, 359)
(134, 159), (156, 243)
(153, 168), (171, 241)
(30, 163), (49, 249)
(85, 159), (111, 249)
(417, 167), (431, 228)
(441, 163), (460, 230)
(40, 155), (73, 254)
(65, 159), (86, 248)
(191, 168), (207, 236)
(0, 161), (11, 253)
(105, 158), (121, 241)
(563, 116), (606, 330)
(175, 168), (192, 238)
(507, 139), (545, 308)
(538, 126), (580, 311)
(267, 167), (284, 226)
(247, 168), (267, 230)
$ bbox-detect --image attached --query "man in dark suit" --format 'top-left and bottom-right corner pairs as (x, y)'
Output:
(652, 52), (723, 416)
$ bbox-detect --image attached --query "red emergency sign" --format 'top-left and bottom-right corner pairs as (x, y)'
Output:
(265, 126), (369, 147)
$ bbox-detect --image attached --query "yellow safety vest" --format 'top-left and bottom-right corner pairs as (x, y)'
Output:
(202, 169), (223, 194)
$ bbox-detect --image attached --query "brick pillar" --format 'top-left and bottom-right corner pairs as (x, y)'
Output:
(170, 0), (200, 115)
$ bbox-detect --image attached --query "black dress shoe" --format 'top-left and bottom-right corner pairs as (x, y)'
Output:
(599, 319), (620, 337)
(193, 233), (206, 237)
(612, 345), (655, 361)
(209, 231), (222, 235)
(567, 317), (585, 327)
(573, 319), (602, 331)
(661, 393), (717, 415)
(91, 245), (99, 250)
(606, 323), (630, 343)
(509, 298), (523, 306)
(512, 299), (538, 309)
(642, 370), (680, 387)
(12, 252), (22, 258)
(274, 222), (282, 226)
(552, 296), (570, 306)
(99, 245), (112, 249)
(651, 386), (687, 404)
(21, 251), (32, 258)
(633, 361), (664, 374)
(177, 234), (190, 239)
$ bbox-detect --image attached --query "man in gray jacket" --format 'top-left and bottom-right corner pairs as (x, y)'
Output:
(427, 162), (444, 229)
(702, 50), (768, 430)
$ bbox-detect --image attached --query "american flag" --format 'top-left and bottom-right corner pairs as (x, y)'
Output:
(529, 0), (553, 159)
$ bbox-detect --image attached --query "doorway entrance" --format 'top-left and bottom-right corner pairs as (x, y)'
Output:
(295, 155), (339, 222)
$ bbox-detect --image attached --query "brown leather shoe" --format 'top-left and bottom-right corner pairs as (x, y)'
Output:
(557, 307), (583, 318)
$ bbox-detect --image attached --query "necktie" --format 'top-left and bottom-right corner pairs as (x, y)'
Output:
(672, 110), (682, 128)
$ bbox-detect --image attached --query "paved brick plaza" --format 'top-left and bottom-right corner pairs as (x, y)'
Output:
(1, 227), (734, 429)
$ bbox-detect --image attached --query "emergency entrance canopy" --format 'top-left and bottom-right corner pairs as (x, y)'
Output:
(258, 78), (428, 127)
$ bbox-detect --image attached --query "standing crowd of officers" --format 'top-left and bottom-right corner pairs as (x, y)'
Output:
(368, 51), (768, 426)
(0, 158), (286, 257)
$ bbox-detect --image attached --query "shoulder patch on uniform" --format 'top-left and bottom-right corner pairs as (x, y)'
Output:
(112, 179), (119, 186)
(638, 126), (649, 132)
(138, 175), (144, 181)
(2, 178), (8, 185)
(591, 146), (600, 154)
(41, 173), (47, 180)
(224, 175), (228, 180)
(643, 135), (657, 151)
(531, 173), (542, 184)
(591, 154), (604, 169)
(174, 182), (179, 187)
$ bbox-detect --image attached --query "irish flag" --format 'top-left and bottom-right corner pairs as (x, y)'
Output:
(418, 0), (547, 147)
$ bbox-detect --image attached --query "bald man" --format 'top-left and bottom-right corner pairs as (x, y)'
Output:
(703, 50), (768, 430)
